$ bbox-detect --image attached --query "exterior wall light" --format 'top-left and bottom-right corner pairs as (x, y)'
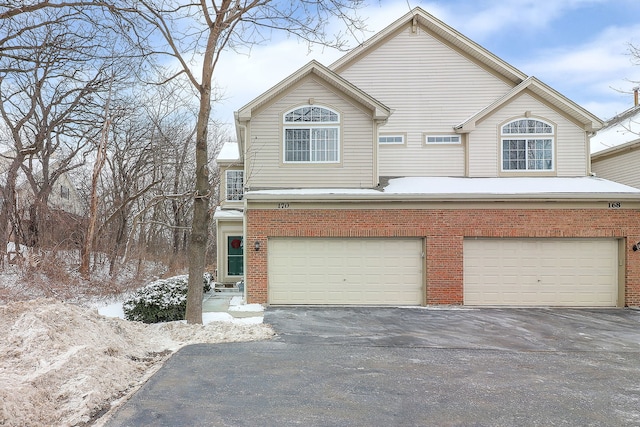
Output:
(255, 240), (261, 251)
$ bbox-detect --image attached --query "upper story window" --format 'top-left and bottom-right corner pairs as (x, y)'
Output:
(226, 170), (243, 201)
(426, 135), (461, 144)
(501, 118), (554, 171)
(60, 185), (70, 200)
(379, 135), (404, 145)
(283, 106), (340, 163)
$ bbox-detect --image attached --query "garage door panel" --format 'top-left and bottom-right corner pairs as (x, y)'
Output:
(269, 238), (423, 305)
(464, 239), (618, 307)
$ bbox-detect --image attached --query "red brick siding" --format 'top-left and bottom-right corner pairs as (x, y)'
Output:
(245, 208), (640, 306)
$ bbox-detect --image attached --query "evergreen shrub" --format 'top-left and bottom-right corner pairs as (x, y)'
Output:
(123, 274), (213, 323)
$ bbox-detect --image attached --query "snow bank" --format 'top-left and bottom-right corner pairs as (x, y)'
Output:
(0, 299), (274, 426)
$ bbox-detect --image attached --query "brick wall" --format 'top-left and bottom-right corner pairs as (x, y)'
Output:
(245, 208), (640, 306)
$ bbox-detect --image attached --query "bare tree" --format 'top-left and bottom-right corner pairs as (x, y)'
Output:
(2, 0), (366, 322)
(0, 4), (134, 261)
(80, 77), (113, 278)
(86, 79), (200, 277)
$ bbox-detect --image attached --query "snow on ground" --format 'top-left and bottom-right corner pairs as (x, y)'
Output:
(229, 295), (264, 312)
(0, 265), (275, 427)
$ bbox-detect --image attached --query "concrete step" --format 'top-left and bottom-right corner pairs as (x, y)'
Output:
(214, 287), (241, 294)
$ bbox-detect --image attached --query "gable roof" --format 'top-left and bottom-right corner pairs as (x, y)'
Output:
(454, 77), (603, 133)
(234, 60), (391, 162)
(235, 60), (391, 122)
(330, 7), (527, 84)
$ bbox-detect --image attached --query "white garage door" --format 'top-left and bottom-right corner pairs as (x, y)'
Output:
(464, 239), (619, 307)
(268, 238), (423, 305)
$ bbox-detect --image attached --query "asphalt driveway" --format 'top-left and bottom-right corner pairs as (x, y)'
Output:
(104, 307), (640, 426)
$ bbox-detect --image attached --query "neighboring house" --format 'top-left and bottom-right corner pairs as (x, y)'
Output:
(215, 7), (640, 307)
(0, 152), (84, 241)
(590, 92), (640, 189)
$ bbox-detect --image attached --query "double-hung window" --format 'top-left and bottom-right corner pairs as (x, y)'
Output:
(283, 106), (340, 163)
(501, 118), (554, 171)
(226, 170), (243, 201)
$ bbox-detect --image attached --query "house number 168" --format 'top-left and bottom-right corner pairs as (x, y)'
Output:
(608, 202), (621, 209)
(278, 203), (290, 209)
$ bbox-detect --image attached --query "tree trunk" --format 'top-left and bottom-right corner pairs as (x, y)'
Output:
(185, 82), (212, 324)
(4, 155), (24, 257)
(0, 195), (8, 269)
(80, 78), (113, 278)
(80, 138), (107, 278)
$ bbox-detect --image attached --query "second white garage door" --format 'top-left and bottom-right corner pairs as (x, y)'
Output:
(464, 238), (619, 307)
(268, 238), (423, 305)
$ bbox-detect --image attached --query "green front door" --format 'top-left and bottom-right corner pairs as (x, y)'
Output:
(227, 236), (244, 276)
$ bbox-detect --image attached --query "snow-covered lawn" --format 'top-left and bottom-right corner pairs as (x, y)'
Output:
(0, 268), (274, 427)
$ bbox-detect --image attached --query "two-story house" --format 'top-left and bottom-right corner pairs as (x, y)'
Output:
(1, 152), (84, 251)
(215, 7), (640, 307)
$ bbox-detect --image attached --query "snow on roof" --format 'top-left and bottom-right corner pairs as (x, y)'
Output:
(213, 207), (244, 219)
(248, 188), (381, 196)
(591, 106), (640, 154)
(216, 141), (240, 162)
(245, 177), (640, 200)
(383, 176), (640, 195)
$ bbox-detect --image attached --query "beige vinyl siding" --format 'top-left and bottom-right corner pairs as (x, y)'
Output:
(337, 23), (513, 177)
(592, 150), (640, 189)
(469, 92), (588, 177)
(215, 219), (244, 284)
(380, 143), (465, 176)
(246, 76), (376, 189)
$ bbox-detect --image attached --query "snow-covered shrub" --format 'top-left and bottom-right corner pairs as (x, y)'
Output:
(123, 274), (213, 323)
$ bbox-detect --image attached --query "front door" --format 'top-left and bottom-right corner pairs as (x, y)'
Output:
(227, 236), (244, 276)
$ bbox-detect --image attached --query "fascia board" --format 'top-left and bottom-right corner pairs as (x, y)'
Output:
(456, 77), (603, 132)
(235, 60), (390, 122)
(244, 192), (640, 202)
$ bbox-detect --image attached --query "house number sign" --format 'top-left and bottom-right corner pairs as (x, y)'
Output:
(278, 203), (290, 209)
(608, 202), (621, 209)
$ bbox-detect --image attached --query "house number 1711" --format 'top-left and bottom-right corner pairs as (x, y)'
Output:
(608, 202), (621, 209)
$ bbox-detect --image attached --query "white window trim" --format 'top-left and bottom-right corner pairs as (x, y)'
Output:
(283, 105), (340, 124)
(500, 118), (555, 172)
(283, 105), (341, 164)
(225, 170), (244, 201)
(425, 135), (461, 145)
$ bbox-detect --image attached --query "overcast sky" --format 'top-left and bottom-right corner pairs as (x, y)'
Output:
(211, 0), (640, 130)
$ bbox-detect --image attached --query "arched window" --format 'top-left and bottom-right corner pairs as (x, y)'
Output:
(283, 106), (340, 163)
(501, 118), (554, 171)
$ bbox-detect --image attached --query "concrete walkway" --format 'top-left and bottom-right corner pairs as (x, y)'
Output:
(202, 289), (264, 319)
